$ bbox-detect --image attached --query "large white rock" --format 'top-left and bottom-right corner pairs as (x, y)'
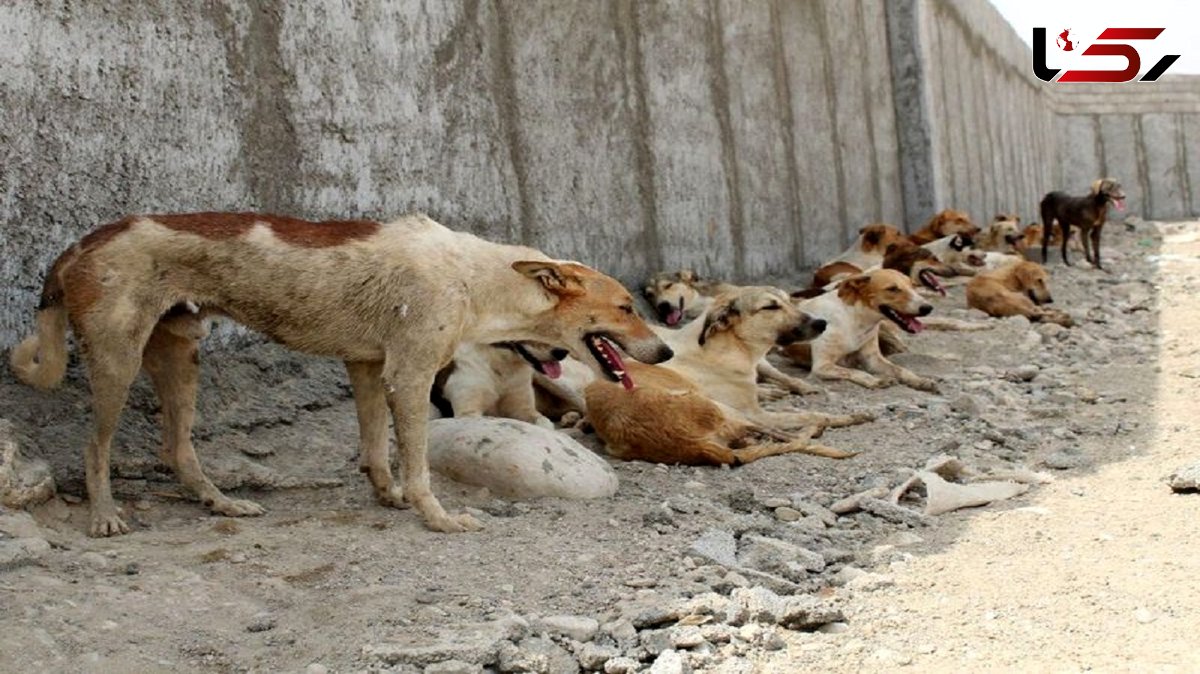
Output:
(427, 418), (618, 500)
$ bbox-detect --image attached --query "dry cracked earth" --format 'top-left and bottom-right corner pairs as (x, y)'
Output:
(0, 219), (1192, 674)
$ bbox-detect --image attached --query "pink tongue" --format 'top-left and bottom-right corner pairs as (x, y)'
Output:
(1115, 198), (1126, 211)
(906, 316), (925, 333)
(665, 308), (683, 326)
(922, 271), (947, 296)
(597, 338), (635, 390)
(540, 360), (562, 379)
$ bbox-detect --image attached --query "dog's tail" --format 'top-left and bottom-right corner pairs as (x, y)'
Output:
(10, 252), (73, 391)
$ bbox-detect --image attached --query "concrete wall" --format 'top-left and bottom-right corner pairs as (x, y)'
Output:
(898, 0), (1060, 228)
(0, 0), (906, 348)
(1, 0), (1196, 349)
(1054, 80), (1200, 220)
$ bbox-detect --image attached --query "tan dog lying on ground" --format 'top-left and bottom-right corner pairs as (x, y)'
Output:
(434, 342), (568, 428)
(10, 212), (671, 536)
(978, 214), (1024, 253)
(1021, 222), (1082, 258)
(642, 270), (734, 327)
(643, 270), (818, 396)
(828, 223), (908, 270)
(966, 260), (1074, 327)
(909, 209), (980, 246)
(586, 287), (872, 465)
(783, 270), (938, 391)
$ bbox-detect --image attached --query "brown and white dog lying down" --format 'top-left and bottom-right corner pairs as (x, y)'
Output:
(908, 208), (980, 246)
(433, 342), (569, 429)
(585, 287), (873, 465)
(828, 223), (908, 270)
(1040, 178), (1126, 269)
(806, 239), (955, 297)
(783, 270), (939, 391)
(966, 260), (1074, 327)
(9, 212), (672, 536)
(642, 269), (734, 327)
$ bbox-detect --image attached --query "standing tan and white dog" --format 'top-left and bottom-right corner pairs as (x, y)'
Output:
(10, 212), (672, 536)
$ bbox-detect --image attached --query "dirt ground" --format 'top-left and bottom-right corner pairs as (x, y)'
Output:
(0, 219), (1185, 673)
(759, 220), (1200, 674)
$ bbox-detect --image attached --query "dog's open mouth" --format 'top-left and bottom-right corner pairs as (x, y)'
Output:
(660, 298), (684, 327)
(502, 342), (565, 379)
(585, 333), (635, 390)
(881, 305), (925, 334)
(1112, 196), (1126, 211)
(917, 268), (947, 296)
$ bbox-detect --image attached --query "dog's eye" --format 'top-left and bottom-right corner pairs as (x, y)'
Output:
(664, 282), (674, 289)
(886, 286), (900, 292)
(761, 303), (782, 311)
(620, 304), (635, 315)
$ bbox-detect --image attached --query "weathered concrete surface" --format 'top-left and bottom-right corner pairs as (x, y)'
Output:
(0, 0), (904, 348)
(1, 0), (1197, 350)
(1055, 81), (1200, 221)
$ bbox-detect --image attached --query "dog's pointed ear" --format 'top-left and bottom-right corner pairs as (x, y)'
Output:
(698, 301), (739, 346)
(513, 260), (584, 296)
(679, 269), (698, 283)
(837, 274), (871, 304)
(1090, 179), (1104, 195)
(861, 226), (881, 247)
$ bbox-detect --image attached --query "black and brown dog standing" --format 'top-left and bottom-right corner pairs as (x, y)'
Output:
(1040, 178), (1126, 269)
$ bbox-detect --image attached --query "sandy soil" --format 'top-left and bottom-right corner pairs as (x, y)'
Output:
(0, 219), (1184, 673)
(762, 221), (1200, 673)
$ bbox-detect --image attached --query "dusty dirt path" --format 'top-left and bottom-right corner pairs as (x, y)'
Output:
(763, 222), (1200, 673)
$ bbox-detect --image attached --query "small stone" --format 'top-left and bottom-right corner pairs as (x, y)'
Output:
(424, 660), (480, 674)
(640, 629), (673, 656)
(124, 562), (140, 575)
(773, 507), (802, 522)
(577, 642), (620, 671)
(1010, 365), (1040, 382)
(726, 586), (783, 625)
(1043, 451), (1092, 470)
(818, 622), (849, 634)
(778, 596), (845, 631)
(246, 613), (276, 633)
(1168, 462), (1200, 492)
(724, 488), (759, 513)
(79, 551), (109, 570)
(846, 573), (894, 592)
(540, 615), (600, 643)
(631, 607), (677, 630)
(648, 649), (691, 674)
(604, 657), (640, 674)
(305, 665), (329, 674)
(1134, 608), (1156, 624)
(885, 531), (924, 547)
(670, 626), (706, 649)
(858, 498), (931, 527)
(601, 618), (639, 647)
(687, 529), (737, 567)
(760, 497), (790, 509)
(831, 566), (867, 586)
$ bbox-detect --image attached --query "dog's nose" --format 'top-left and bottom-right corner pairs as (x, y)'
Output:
(651, 343), (674, 364)
(1044, 296), (1054, 304)
(550, 348), (569, 361)
(656, 301), (672, 314)
(918, 304), (933, 316)
(809, 319), (827, 334)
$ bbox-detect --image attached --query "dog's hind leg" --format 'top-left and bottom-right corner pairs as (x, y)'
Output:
(346, 360), (406, 509)
(751, 409), (874, 430)
(732, 437), (857, 463)
(142, 323), (264, 518)
(80, 328), (155, 536)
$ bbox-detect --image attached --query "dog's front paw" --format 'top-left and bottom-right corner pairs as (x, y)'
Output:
(757, 385), (789, 401)
(787, 380), (822, 396)
(849, 411), (876, 424)
(427, 511), (484, 533)
(533, 415), (555, 430)
(558, 411), (583, 428)
(89, 510), (131, 537)
(209, 496), (266, 517)
(377, 485), (409, 510)
(907, 377), (939, 392)
(862, 376), (892, 389)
